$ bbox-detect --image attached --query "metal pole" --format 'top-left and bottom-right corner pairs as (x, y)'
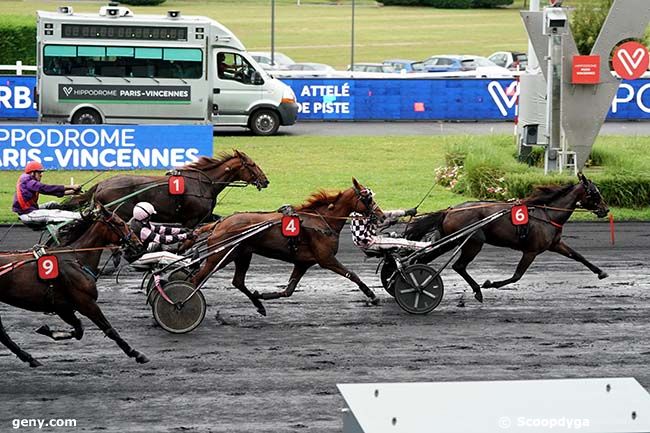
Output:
(527, 0), (540, 71)
(545, 30), (562, 173)
(350, 0), (355, 69)
(271, 0), (275, 66)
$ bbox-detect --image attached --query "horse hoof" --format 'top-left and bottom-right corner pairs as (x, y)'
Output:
(34, 325), (52, 338)
(482, 280), (492, 289)
(369, 297), (381, 306)
(257, 306), (267, 316)
(474, 291), (484, 303)
(135, 353), (150, 364)
(29, 359), (43, 368)
(598, 272), (609, 280)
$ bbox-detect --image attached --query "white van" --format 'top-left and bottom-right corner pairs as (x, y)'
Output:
(37, 5), (298, 135)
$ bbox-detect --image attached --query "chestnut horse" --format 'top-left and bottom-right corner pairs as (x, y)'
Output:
(61, 151), (269, 227)
(0, 204), (147, 367)
(189, 178), (384, 316)
(405, 173), (609, 302)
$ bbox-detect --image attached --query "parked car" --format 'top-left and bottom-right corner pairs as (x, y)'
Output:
(422, 55), (512, 76)
(249, 51), (295, 70)
(382, 59), (424, 73)
(488, 51), (528, 71)
(286, 62), (335, 72)
(347, 63), (395, 73)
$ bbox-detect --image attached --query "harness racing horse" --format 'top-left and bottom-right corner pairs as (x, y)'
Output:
(189, 178), (384, 316)
(61, 151), (270, 227)
(0, 204), (147, 367)
(404, 173), (609, 303)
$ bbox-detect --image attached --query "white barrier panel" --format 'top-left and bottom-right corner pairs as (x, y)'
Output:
(338, 377), (650, 433)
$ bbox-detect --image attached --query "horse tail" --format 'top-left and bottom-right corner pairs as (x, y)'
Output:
(194, 220), (221, 237)
(404, 211), (446, 241)
(58, 185), (98, 211)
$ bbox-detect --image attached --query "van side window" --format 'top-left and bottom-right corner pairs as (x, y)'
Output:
(43, 45), (203, 79)
(217, 52), (257, 85)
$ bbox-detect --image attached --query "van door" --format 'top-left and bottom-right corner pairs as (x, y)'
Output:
(212, 51), (263, 126)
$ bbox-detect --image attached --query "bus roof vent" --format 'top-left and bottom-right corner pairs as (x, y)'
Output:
(58, 6), (74, 15)
(99, 5), (133, 18)
(167, 10), (181, 20)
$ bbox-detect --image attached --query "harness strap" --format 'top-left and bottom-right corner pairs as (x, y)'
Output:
(0, 260), (31, 278)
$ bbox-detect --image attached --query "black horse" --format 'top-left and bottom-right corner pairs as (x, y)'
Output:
(405, 173), (610, 302)
(61, 151), (269, 227)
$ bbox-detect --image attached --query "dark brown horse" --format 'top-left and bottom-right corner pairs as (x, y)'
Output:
(61, 151), (269, 227)
(0, 204), (147, 367)
(189, 178), (384, 316)
(405, 173), (609, 302)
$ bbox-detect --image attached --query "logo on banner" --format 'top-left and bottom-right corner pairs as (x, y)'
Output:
(37, 255), (59, 280)
(281, 216), (300, 237)
(613, 42), (649, 80)
(488, 81), (519, 117)
(62, 86), (73, 97)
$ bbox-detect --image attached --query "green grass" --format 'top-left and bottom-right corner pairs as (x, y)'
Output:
(1, 134), (649, 223)
(2, 0), (534, 69)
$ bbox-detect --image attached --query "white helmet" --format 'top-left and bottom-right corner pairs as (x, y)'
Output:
(133, 202), (156, 221)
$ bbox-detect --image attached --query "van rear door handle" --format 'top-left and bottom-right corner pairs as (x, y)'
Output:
(213, 88), (220, 94)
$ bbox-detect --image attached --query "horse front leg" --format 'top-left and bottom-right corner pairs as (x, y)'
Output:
(255, 263), (311, 301)
(549, 240), (608, 279)
(35, 309), (85, 341)
(0, 315), (42, 368)
(482, 252), (537, 289)
(317, 257), (379, 305)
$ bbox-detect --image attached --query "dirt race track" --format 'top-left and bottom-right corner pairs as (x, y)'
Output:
(0, 223), (648, 432)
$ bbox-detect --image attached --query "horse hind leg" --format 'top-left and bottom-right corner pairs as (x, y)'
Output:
(482, 252), (537, 290)
(317, 257), (379, 305)
(451, 237), (485, 302)
(0, 315), (42, 368)
(35, 309), (84, 341)
(231, 249), (268, 316)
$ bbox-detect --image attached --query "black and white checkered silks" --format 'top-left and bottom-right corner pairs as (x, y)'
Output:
(349, 210), (431, 251)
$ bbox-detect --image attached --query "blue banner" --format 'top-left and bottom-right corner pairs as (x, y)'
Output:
(0, 76), (38, 118)
(4, 75), (650, 121)
(283, 78), (650, 121)
(0, 124), (213, 170)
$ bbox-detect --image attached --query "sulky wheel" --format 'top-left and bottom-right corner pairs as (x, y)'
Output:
(380, 260), (397, 297)
(394, 264), (444, 315)
(151, 281), (206, 334)
(146, 267), (193, 301)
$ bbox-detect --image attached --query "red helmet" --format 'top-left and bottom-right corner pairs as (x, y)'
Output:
(25, 161), (45, 174)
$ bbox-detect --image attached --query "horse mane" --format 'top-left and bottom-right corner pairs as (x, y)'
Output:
(182, 152), (238, 171)
(294, 190), (343, 211)
(524, 183), (576, 205)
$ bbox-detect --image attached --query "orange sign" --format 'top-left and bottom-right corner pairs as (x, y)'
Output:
(572, 55), (600, 84)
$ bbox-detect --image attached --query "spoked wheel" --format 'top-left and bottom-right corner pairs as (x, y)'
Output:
(394, 264), (444, 315)
(151, 281), (206, 334)
(380, 260), (397, 297)
(146, 267), (193, 299)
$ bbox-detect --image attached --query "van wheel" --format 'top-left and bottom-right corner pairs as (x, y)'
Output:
(249, 109), (279, 136)
(72, 109), (102, 124)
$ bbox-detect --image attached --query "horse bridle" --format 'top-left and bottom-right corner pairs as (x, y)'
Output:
(237, 154), (265, 190)
(353, 186), (379, 217)
(99, 212), (141, 251)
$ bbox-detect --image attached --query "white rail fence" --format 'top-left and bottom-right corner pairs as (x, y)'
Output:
(0, 61), (36, 75)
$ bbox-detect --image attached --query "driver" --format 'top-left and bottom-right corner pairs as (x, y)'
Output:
(129, 202), (192, 253)
(13, 160), (82, 225)
(349, 190), (431, 252)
